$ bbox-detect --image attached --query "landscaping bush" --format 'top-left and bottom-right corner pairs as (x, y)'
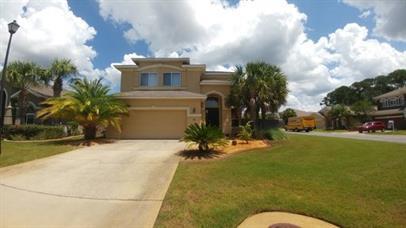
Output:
(66, 121), (82, 135)
(181, 123), (228, 152)
(237, 121), (253, 143)
(3, 125), (67, 140)
(264, 128), (288, 141)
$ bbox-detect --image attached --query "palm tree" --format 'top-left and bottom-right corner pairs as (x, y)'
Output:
(48, 59), (77, 97)
(227, 65), (248, 125)
(6, 61), (46, 123)
(37, 78), (128, 140)
(228, 61), (288, 124)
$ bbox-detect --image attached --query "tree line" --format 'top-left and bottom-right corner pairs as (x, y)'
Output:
(321, 69), (406, 128)
(322, 69), (406, 106)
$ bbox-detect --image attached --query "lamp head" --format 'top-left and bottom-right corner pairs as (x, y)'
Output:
(8, 20), (19, 34)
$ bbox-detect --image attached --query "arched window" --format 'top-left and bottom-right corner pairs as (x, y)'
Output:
(205, 97), (219, 108)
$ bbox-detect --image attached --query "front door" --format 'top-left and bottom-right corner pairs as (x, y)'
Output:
(205, 97), (220, 128)
(206, 108), (219, 127)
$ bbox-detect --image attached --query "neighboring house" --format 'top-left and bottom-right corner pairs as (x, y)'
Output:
(293, 109), (327, 129)
(371, 87), (406, 129)
(318, 106), (360, 129)
(106, 58), (234, 139)
(2, 85), (60, 125)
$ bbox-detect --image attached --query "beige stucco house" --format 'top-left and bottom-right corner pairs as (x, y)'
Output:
(106, 58), (234, 139)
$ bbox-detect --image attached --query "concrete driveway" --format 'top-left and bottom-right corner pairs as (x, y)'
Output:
(0, 140), (185, 228)
(288, 131), (406, 144)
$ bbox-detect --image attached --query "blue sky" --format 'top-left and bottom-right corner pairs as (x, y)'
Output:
(1, 0), (405, 110)
(68, 0), (150, 69)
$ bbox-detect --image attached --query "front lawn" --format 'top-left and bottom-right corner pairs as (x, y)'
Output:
(374, 130), (406, 136)
(156, 135), (406, 227)
(0, 137), (82, 167)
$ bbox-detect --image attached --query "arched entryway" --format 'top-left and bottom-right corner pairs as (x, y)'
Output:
(205, 96), (220, 128)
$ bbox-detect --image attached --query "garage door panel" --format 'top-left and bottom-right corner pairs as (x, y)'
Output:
(121, 110), (186, 139)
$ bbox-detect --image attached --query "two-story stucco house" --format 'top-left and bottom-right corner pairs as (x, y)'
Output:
(106, 58), (234, 139)
(371, 86), (406, 129)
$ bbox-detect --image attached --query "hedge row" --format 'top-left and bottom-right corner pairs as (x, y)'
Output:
(3, 125), (67, 140)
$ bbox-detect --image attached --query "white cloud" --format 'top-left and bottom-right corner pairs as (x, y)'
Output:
(98, 0), (307, 67)
(0, 0), (97, 77)
(343, 0), (406, 41)
(97, 0), (406, 112)
(359, 10), (371, 19)
(283, 23), (406, 110)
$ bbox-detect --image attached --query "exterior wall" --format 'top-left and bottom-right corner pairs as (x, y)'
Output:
(121, 69), (137, 92)
(310, 114), (327, 129)
(120, 65), (205, 93)
(184, 70), (203, 93)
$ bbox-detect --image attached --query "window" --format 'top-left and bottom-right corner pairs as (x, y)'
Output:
(163, 72), (181, 87)
(25, 113), (35, 124)
(140, 73), (158, 87)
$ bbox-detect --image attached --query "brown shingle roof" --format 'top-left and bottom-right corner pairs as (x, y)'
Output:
(374, 87), (406, 100)
(115, 90), (207, 99)
(11, 85), (66, 98)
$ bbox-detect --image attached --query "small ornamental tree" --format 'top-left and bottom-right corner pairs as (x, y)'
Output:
(238, 121), (253, 143)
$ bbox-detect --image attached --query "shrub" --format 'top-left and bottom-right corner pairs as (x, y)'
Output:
(264, 128), (288, 141)
(9, 134), (26, 141)
(238, 121), (253, 143)
(66, 121), (81, 135)
(3, 125), (66, 140)
(181, 123), (228, 152)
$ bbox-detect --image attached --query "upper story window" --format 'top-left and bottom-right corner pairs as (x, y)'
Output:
(163, 72), (181, 87)
(140, 72), (158, 87)
(380, 96), (404, 108)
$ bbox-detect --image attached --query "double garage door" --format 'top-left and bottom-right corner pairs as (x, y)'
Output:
(120, 110), (187, 139)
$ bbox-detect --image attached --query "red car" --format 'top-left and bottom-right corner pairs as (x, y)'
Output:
(358, 121), (385, 133)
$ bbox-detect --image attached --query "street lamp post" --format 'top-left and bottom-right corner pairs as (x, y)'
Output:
(0, 20), (19, 155)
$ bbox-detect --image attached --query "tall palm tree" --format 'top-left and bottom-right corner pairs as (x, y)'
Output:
(6, 61), (45, 123)
(264, 65), (288, 115)
(37, 78), (128, 140)
(228, 61), (288, 124)
(48, 59), (77, 97)
(227, 65), (248, 125)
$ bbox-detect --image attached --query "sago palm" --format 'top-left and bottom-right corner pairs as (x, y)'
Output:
(181, 123), (227, 152)
(48, 59), (77, 97)
(6, 61), (46, 123)
(37, 78), (128, 140)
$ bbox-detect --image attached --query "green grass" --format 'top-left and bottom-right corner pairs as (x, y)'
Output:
(373, 130), (406, 136)
(0, 137), (82, 167)
(313, 129), (349, 133)
(156, 135), (406, 228)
